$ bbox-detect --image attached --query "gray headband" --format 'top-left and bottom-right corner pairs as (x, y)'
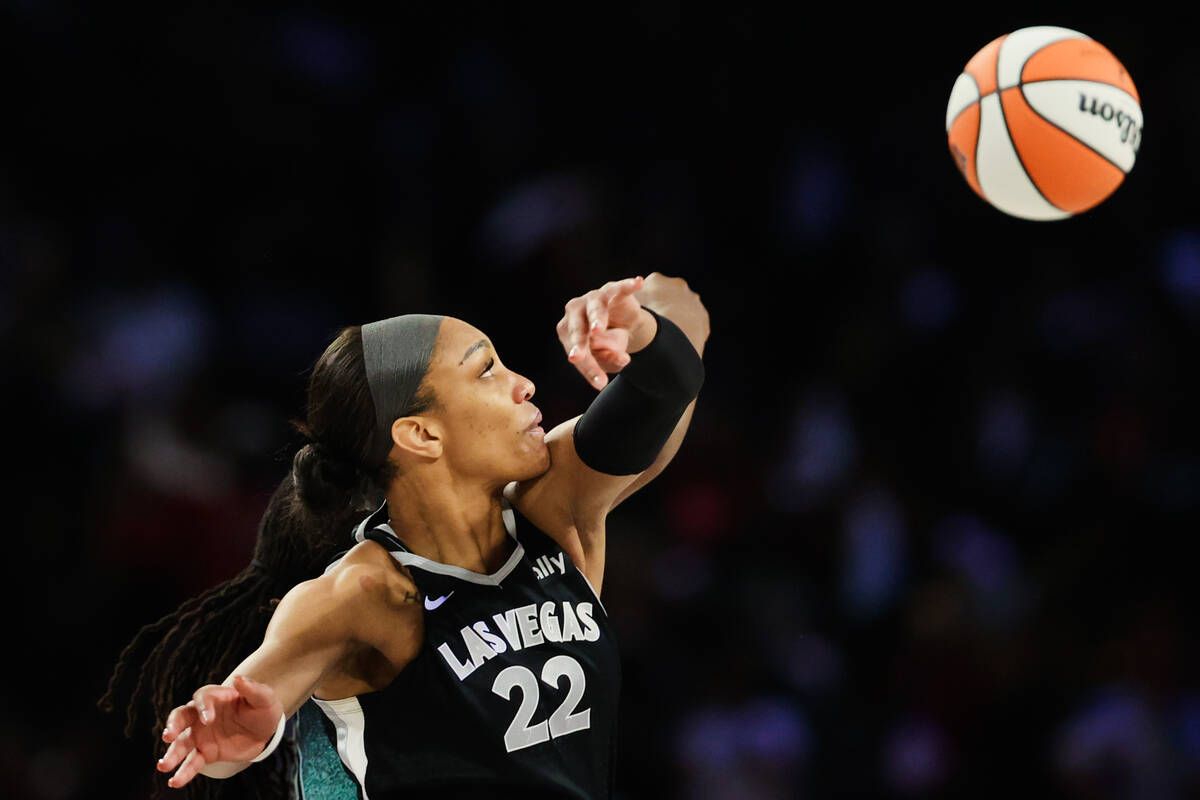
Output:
(361, 314), (444, 467)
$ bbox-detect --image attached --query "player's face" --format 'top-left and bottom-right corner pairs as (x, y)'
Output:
(422, 317), (550, 485)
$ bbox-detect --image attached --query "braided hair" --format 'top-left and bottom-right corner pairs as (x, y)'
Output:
(99, 325), (439, 799)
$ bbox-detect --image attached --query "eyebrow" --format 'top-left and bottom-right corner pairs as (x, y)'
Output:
(460, 339), (490, 365)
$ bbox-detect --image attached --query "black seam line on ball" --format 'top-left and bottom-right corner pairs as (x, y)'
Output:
(995, 37), (1061, 213)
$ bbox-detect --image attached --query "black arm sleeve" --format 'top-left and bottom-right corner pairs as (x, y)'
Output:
(572, 306), (705, 475)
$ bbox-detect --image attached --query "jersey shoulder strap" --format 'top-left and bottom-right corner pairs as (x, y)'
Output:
(329, 497), (528, 592)
(347, 497), (522, 554)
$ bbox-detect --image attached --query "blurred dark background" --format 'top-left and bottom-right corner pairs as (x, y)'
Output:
(2, 2), (1198, 798)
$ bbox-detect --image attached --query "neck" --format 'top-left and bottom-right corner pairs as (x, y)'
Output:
(383, 466), (513, 574)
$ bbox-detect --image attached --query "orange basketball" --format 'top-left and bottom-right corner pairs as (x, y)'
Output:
(945, 26), (1142, 221)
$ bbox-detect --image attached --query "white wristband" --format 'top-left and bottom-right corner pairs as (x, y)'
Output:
(198, 712), (287, 779)
(251, 711), (288, 762)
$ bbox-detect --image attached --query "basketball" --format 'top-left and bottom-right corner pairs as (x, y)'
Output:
(945, 25), (1142, 221)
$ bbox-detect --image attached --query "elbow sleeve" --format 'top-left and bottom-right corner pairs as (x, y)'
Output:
(572, 307), (704, 475)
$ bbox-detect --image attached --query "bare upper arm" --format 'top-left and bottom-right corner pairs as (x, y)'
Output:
(538, 415), (642, 516)
(507, 416), (640, 583)
(224, 541), (423, 716)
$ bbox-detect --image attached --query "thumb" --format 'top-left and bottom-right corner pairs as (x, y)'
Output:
(231, 674), (276, 710)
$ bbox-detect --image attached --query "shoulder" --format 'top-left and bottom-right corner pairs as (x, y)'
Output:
(325, 539), (423, 612)
(264, 542), (424, 693)
(315, 542), (425, 680)
(272, 541), (422, 646)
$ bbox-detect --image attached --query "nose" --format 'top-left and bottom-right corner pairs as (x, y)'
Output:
(513, 373), (535, 403)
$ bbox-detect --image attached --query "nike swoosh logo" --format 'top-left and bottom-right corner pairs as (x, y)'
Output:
(424, 591), (454, 611)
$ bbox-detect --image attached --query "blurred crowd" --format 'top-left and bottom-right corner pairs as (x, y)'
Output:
(2, 4), (1198, 799)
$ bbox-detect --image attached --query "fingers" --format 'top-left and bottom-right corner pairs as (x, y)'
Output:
(157, 724), (196, 774)
(163, 684), (237, 745)
(592, 276), (643, 327)
(569, 330), (630, 388)
(559, 299), (607, 389)
(192, 685), (239, 725)
(167, 747), (208, 789)
(588, 276), (644, 331)
(558, 277), (644, 390)
(563, 298), (589, 358)
(589, 329), (631, 372)
(571, 347), (608, 389)
(163, 702), (200, 744)
(607, 275), (644, 299)
(589, 327), (630, 355)
(585, 294), (609, 335)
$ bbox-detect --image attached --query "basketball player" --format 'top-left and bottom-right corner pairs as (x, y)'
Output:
(140, 273), (707, 798)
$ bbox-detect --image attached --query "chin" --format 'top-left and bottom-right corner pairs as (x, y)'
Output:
(520, 447), (552, 481)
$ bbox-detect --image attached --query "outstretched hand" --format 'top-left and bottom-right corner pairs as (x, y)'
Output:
(556, 276), (655, 389)
(156, 674), (283, 788)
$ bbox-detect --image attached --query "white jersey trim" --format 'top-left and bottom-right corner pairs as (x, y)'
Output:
(380, 537), (525, 586)
(312, 695), (371, 800)
(577, 569), (608, 618)
(338, 498), (526, 586)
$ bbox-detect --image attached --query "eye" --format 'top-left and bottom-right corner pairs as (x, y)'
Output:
(480, 357), (496, 378)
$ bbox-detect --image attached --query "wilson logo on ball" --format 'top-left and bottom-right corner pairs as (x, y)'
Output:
(1078, 94), (1142, 150)
(945, 25), (1143, 221)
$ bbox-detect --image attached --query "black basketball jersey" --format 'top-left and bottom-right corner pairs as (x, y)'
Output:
(309, 495), (621, 800)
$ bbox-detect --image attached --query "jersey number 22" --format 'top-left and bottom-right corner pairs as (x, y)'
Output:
(491, 654), (591, 752)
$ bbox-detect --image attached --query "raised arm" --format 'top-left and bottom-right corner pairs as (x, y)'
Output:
(606, 275), (709, 509)
(562, 273), (709, 514)
(510, 273), (709, 585)
(155, 542), (422, 788)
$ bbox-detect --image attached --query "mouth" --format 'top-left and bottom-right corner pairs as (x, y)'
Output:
(524, 409), (544, 436)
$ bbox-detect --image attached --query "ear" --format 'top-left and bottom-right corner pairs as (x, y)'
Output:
(390, 416), (443, 460)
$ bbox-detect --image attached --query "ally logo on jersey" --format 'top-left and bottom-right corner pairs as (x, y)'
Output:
(531, 552), (567, 581)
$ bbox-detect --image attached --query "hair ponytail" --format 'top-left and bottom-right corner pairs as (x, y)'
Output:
(291, 440), (372, 516)
(101, 324), (439, 798)
(100, 469), (380, 798)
